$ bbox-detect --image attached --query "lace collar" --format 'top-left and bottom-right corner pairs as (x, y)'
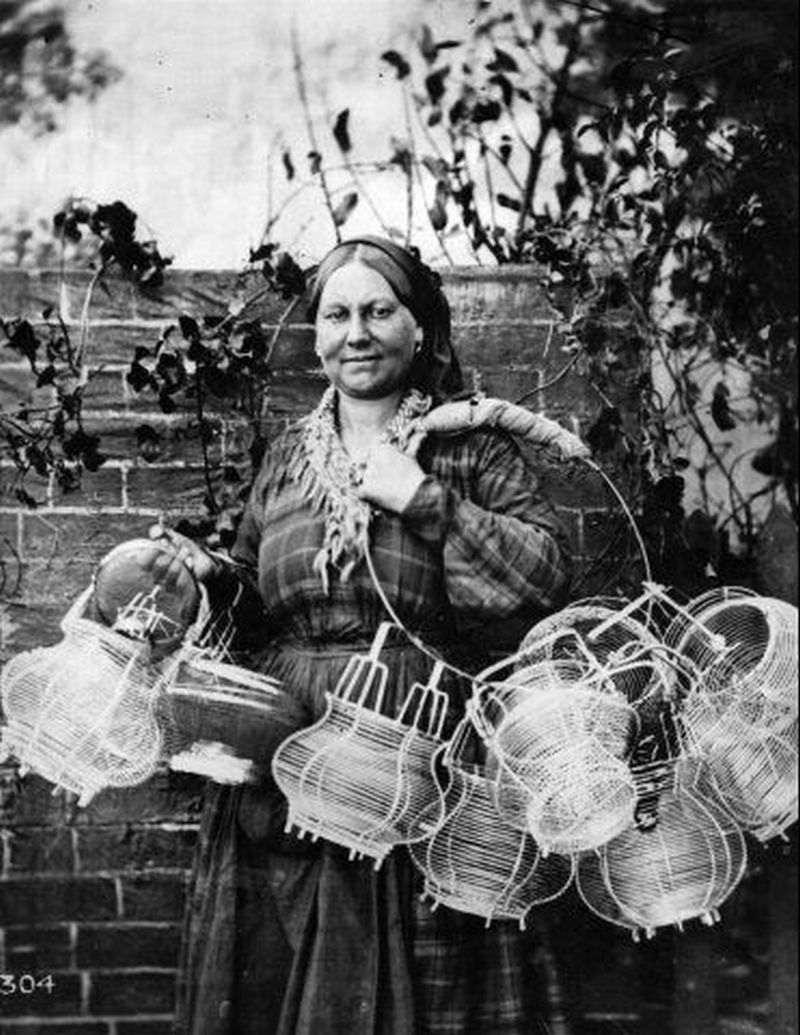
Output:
(293, 385), (431, 591)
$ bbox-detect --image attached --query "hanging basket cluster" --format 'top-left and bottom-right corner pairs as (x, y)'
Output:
(1, 530), (796, 940)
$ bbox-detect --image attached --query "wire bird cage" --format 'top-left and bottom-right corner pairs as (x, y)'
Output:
(409, 717), (574, 927)
(576, 757), (748, 939)
(271, 624), (449, 867)
(471, 656), (639, 855)
(0, 586), (163, 805)
(157, 642), (308, 784)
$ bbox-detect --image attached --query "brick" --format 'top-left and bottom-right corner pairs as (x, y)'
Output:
(21, 512), (152, 567)
(16, 559), (97, 610)
(0, 970), (81, 1017)
(88, 969), (176, 1015)
(441, 266), (555, 321)
(556, 507), (583, 556)
(0, 1024), (109, 1035)
(0, 772), (67, 827)
(264, 370), (326, 416)
(0, 877), (117, 925)
(119, 873), (188, 922)
(81, 368), (127, 410)
(76, 922), (181, 968)
(125, 467), (217, 516)
(479, 367), (541, 403)
(0, 365), (55, 412)
(115, 1022), (175, 1035)
(532, 459), (610, 510)
(0, 471), (51, 510)
(4, 925), (73, 970)
(451, 320), (561, 368)
(76, 825), (196, 873)
(51, 467), (124, 510)
(74, 771), (204, 827)
(0, 600), (65, 657)
(83, 415), (223, 466)
(6, 826), (74, 874)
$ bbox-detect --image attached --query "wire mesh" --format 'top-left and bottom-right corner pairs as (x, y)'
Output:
(576, 758), (748, 937)
(271, 624), (449, 866)
(409, 719), (574, 927)
(0, 587), (161, 805)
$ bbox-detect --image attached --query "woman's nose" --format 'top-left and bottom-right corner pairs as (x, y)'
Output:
(345, 312), (369, 345)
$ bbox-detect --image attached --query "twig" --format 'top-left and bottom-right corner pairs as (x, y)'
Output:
(291, 22), (340, 242)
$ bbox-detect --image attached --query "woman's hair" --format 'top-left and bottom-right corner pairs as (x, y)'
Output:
(307, 235), (464, 400)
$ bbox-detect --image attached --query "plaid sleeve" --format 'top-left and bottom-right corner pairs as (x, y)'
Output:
(401, 430), (571, 619)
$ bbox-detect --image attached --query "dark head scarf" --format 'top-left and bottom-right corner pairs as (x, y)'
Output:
(307, 235), (463, 400)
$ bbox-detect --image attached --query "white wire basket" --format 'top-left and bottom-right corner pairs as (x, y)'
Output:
(472, 657), (639, 855)
(576, 758), (748, 939)
(665, 588), (798, 714)
(409, 718), (574, 927)
(0, 586), (162, 805)
(271, 624), (449, 866)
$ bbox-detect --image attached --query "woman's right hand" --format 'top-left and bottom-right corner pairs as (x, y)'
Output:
(147, 523), (222, 585)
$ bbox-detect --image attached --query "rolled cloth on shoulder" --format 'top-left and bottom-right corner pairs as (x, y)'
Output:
(307, 235), (464, 400)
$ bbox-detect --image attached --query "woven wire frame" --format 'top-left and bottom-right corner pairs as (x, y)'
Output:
(409, 719), (574, 927)
(576, 757), (748, 938)
(665, 589), (798, 714)
(517, 593), (675, 709)
(472, 660), (638, 855)
(271, 625), (449, 866)
(0, 590), (161, 805)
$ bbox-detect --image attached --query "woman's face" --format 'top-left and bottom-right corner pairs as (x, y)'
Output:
(314, 262), (421, 400)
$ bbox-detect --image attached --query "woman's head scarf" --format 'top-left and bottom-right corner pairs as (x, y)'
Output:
(307, 235), (463, 401)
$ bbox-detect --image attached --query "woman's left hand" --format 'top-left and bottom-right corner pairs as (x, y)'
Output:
(354, 440), (427, 514)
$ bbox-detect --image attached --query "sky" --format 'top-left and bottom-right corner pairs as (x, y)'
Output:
(2, 0), (476, 267)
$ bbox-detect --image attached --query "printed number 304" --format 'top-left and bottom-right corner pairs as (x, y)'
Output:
(0, 973), (55, 995)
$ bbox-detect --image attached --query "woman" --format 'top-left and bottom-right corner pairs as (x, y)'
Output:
(167, 236), (573, 1035)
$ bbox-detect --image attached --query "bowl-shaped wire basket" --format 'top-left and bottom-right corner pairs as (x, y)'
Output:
(576, 758), (748, 938)
(665, 588), (798, 713)
(409, 718), (574, 927)
(271, 624), (449, 866)
(156, 645), (308, 784)
(0, 587), (161, 805)
(472, 659), (639, 854)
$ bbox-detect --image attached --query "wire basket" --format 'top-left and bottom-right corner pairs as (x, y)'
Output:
(576, 758), (748, 938)
(409, 717), (574, 927)
(472, 658), (639, 855)
(680, 705), (798, 842)
(271, 624), (449, 867)
(0, 587), (162, 805)
(517, 589), (675, 709)
(666, 588), (798, 714)
(156, 644), (308, 784)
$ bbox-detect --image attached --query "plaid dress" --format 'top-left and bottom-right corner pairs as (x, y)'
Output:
(176, 422), (573, 1035)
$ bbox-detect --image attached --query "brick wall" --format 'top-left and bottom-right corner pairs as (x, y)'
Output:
(0, 267), (774, 1033)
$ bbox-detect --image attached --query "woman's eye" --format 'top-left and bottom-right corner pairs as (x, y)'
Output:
(324, 309), (347, 322)
(371, 305), (393, 319)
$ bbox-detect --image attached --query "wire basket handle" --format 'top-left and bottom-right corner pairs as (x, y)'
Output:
(396, 659), (449, 738)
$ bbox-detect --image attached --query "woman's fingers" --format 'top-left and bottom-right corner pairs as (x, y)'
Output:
(402, 427), (427, 460)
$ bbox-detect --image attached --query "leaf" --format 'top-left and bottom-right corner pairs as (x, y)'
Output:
(710, 382), (736, 431)
(419, 24), (437, 64)
(585, 406), (622, 453)
(332, 109), (352, 153)
(471, 99), (502, 124)
(487, 47), (518, 73)
(428, 188), (448, 231)
(178, 315), (201, 341)
(435, 39), (461, 52)
(488, 74), (513, 108)
(424, 66), (449, 106)
(332, 192), (359, 227)
(135, 424), (162, 463)
(36, 365), (57, 387)
(381, 50), (410, 80)
(308, 150), (322, 175)
(496, 193), (521, 212)
(127, 362), (156, 393)
(7, 321), (39, 363)
(282, 149), (295, 181)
